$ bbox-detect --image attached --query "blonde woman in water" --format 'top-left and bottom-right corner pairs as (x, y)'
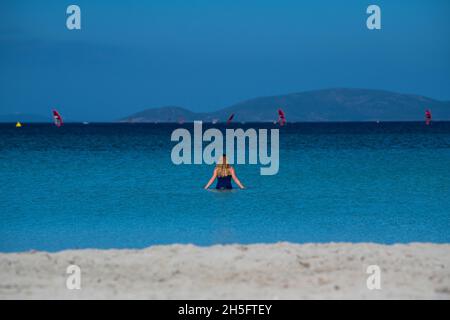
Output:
(204, 154), (245, 190)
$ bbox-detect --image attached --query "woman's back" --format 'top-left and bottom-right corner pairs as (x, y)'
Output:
(216, 164), (232, 189)
(204, 154), (245, 190)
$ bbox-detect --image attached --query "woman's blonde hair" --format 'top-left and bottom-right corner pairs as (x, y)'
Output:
(216, 155), (231, 177)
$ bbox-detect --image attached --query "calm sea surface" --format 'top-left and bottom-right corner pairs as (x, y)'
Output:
(1, 122), (449, 252)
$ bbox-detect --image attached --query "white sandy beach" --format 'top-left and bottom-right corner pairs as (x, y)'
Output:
(1, 243), (449, 300)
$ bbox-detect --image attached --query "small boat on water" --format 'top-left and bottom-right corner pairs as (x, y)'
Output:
(226, 113), (235, 125)
(52, 109), (63, 127)
(278, 108), (286, 126)
(425, 109), (432, 125)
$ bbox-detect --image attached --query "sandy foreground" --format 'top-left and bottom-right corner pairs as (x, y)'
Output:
(0, 242), (449, 300)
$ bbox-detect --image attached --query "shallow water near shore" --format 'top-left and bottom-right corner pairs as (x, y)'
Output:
(1, 122), (450, 252)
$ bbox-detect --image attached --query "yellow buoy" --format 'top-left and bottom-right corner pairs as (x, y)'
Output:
(16, 122), (22, 127)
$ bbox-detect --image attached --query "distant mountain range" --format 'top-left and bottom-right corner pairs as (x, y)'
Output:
(3, 89), (450, 123)
(120, 88), (450, 123)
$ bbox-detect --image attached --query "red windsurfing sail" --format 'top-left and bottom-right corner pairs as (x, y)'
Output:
(52, 109), (63, 127)
(278, 109), (286, 126)
(425, 109), (432, 125)
(226, 113), (235, 125)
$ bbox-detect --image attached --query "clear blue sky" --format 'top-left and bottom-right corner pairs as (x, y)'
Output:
(1, 0), (449, 121)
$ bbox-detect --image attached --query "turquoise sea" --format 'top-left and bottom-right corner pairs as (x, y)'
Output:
(1, 122), (449, 252)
